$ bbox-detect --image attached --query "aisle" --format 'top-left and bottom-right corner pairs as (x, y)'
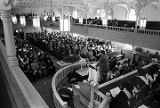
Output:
(27, 40), (89, 108)
(21, 41), (59, 108)
(32, 76), (56, 108)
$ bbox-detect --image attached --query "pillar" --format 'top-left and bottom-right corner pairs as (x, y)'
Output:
(135, 0), (145, 29)
(85, 6), (88, 33)
(130, 45), (135, 65)
(63, 102), (68, 108)
(98, 92), (111, 108)
(88, 82), (98, 108)
(135, 11), (140, 29)
(1, 10), (18, 66)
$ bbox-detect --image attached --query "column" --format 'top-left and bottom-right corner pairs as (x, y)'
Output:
(130, 45), (135, 65)
(135, 1), (144, 30)
(70, 9), (74, 32)
(1, 10), (18, 66)
(98, 92), (111, 108)
(88, 82), (98, 108)
(135, 11), (140, 29)
(85, 6), (88, 33)
(60, 0), (64, 35)
(63, 102), (68, 108)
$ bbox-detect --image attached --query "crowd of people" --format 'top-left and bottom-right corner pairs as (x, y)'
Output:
(27, 32), (85, 61)
(109, 64), (160, 108)
(14, 31), (160, 108)
(26, 31), (159, 84)
(73, 17), (135, 28)
(15, 37), (55, 82)
(57, 61), (160, 108)
(26, 31), (117, 62)
(133, 50), (160, 68)
(26, 32), (135, 81)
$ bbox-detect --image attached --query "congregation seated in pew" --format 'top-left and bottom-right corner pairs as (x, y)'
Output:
(15, 38), (56, 82)
(109, 64), (160, 108)
(20, 31), (160, 108)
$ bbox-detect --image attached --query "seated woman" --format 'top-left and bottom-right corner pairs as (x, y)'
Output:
(131, 68), (149, 90)
(147, 65), (159, 81)
(111, 63), (121, 78)
(147, 65), (160, 90)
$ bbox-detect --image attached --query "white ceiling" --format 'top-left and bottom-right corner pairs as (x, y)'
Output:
(11, 0), (160, 15)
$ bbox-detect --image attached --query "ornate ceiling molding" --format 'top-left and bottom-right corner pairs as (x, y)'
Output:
(3, 0), (11, 6)
(10, 0), (160, 15)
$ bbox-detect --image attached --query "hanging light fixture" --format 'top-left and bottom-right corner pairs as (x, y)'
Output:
(19, 0), (26, 26)
(20, 16), (26, 26)
(79, 17), (83, 24)
(11, 15), (17, 24)
(52, 16), (55, 21)
(60, 15), (70, 32)
(140, 18), (147, 29)
(43, 15), (48, 21)
(102, 17), (108, 26)
(107, 15), (112, 20)
(73, 10), (78, 19)
(140, 0), (147, 29)
(33, 16), (40, 28)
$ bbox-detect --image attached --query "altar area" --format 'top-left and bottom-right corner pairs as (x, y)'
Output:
(56, 58), (86, 69)
(76, 63), (100, 84)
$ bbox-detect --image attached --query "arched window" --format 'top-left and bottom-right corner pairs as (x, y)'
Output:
(96, 9), (106, 18)
(128, 9), (136, 21)
(73, 10), (78, 19)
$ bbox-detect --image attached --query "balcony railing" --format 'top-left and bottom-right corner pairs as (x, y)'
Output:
(51, 54), (159, 108)
(51, 62), (107, 108)
(0, 40), (49, 108)
(73, 23), (160, 36)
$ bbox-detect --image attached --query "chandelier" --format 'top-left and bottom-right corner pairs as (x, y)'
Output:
(33, 16), (40, 28)
(42, 0), (55, 21)
(20, 16), (26, 26)
(11, 15), (17, 24)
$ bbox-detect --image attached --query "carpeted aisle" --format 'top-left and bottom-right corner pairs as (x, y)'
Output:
(32, 76), (56, 108)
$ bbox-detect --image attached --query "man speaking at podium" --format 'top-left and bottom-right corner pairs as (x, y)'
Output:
(96, 50), (110, 83)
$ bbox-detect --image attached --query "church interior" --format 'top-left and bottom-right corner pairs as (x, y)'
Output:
(1, 0), (160, 108)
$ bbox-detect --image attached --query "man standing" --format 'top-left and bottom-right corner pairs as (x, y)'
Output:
(96, 50), (110, 83)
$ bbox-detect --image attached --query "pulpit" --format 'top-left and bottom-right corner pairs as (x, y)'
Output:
(76, 62), (100, 83)
(88, 63), (99, 83)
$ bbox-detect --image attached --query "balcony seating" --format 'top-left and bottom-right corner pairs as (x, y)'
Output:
(108, 64), (160, 108)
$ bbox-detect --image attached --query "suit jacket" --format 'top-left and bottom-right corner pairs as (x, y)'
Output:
(97, 54), (109, 75)
(111, 91), (130, 108)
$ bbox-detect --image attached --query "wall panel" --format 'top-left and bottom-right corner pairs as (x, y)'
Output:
(71, 25), (160, 51)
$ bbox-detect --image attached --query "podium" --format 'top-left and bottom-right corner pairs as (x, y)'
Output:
(76, 63), (99, 83)
(88, 63), (99, 83)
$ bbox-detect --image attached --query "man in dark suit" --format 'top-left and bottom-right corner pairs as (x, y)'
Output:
(110, 83), (132, 108)
(96, 50), (110, 82)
